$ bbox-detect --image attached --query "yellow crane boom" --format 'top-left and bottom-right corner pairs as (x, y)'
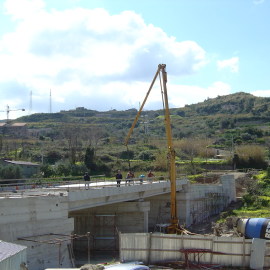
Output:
(124, 64), (179, 233)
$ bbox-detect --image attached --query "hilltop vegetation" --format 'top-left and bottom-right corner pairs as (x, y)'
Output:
(1, 92), (270, 178)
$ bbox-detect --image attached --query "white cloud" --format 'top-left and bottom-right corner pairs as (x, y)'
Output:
(251, 89), (270, 97)
(0, 0), (210, 119)
(217, 57), (239, 73)
(4, 0), (45, 20)
(168, 81), (231, 108)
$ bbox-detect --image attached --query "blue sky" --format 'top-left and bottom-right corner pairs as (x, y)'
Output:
(0, 0), (269, 120)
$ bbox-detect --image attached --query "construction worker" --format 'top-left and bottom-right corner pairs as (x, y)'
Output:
(84, 172), (90, 189)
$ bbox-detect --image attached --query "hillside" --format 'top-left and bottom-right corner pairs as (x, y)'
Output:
(17, 91), (270, 121)
(178, 92), (270, 117)
(1, 91), (270, 179)
(14, 92), (270, 145)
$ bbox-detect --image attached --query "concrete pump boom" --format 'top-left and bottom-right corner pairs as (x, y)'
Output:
(124, 64), (179, 233)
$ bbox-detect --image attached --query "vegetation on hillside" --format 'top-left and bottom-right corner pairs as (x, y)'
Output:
(0, 92), (270, 179)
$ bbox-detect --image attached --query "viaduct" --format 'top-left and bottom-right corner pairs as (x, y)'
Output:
(0, 175), (236, 270)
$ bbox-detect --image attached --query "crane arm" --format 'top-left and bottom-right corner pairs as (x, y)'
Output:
(125, 64), (179, 233)
(159, 65), (178, 232)
(124, 66), (161, 146)
(0, 105), (25, 123)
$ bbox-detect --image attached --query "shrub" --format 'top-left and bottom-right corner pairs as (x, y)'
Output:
(242, 194), (257, 206)
(234, 145), (268, 169)
(40, 164), (55, 178)
(0, 165), (22, 179)
(137, 150), (155, 161)
(99, 154), (114, 162)
(119, 150), (134, 159)
(45, 150), (62, 165)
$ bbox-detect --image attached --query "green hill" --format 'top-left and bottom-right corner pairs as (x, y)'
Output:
(0, 91), (269, 178)
(15, 92), (270, 142)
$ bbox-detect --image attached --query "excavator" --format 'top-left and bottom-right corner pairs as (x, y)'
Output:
(124, 64), (183, 234)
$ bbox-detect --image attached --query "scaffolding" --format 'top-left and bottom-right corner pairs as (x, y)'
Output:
(190, 192), (228, 225)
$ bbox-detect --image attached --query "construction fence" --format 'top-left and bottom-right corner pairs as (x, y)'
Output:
(119, 232), (270, 268)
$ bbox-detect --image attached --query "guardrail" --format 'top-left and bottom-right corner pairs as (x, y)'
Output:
(0, 176), (170, 195)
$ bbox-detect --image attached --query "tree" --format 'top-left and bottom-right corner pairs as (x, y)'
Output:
(81, 126), (105, 149)
(154, 151), (168, 171)
(61, 125), (81, 164)
(234, 145), (267, 169)
(84, 147), (96, 171)
(45, 150), (62, 164)
(176, 138), (214, 174)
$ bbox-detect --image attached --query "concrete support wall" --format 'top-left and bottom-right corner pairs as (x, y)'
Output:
(148, 174), (236, 228)
(220, 174), (236, 203)
(0, 196), (74, 270)
(70, 201), (150, 252)
(147, 194), (171, 231)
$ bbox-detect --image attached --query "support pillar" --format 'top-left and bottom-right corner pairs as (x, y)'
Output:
(144, 211), (149, 232)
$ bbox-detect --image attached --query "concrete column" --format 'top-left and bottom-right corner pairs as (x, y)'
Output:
(144, 211), (149, 232)
(178, 184), (191, 226)
(220, 174), (236, 203)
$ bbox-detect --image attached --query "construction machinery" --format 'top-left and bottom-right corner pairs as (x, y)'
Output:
(0, 105), (25, 123)
(124, 64), (180, 234)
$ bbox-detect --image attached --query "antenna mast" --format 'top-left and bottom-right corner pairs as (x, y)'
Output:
(29, 90), (32, 115)
(49, 89), (52, 113)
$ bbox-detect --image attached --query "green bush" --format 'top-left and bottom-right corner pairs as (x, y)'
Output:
(242, 193), (256, 206)
(254, 197), (270, 208)
(119, 150), (134, 159)
(0, 165), (22, 179)
(137, 150), (155, 161)
(40, 164), (55, 178)
(99, 154), (114, 162)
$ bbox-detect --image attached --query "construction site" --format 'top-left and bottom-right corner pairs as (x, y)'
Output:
(0, 172), (241, 269)
(1, 65), (270, 270)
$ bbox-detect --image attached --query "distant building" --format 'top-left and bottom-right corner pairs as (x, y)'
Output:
(0, 240), (27, 270)
(1, 160), (41, 178)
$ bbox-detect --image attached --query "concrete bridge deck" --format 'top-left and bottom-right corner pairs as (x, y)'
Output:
(67, 179), (188, 212)
(0, 178), (188, 212)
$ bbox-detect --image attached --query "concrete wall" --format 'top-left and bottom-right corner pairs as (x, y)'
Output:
(148, 174), (236, 228)
(119, 233), (270, 268)
(0, 195), (74, 270)
(70, 201), (150, 252)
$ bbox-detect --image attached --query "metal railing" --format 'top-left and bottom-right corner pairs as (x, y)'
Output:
(0, 175), (170, 196)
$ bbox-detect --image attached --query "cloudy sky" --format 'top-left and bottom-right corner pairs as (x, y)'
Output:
(0, 0), (269, 120)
